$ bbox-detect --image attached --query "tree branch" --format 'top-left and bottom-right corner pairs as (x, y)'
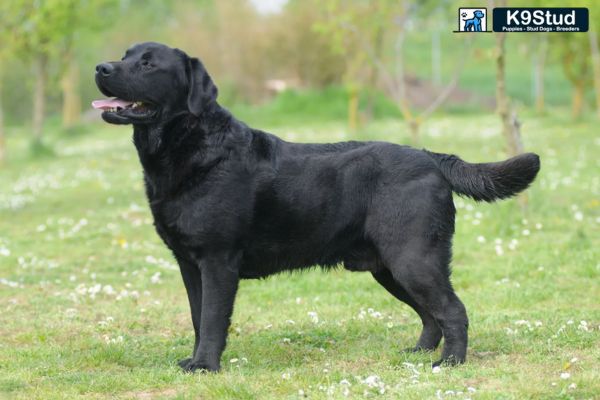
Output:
(420, 36), (473, 120)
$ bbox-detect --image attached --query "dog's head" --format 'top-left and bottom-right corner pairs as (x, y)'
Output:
(94, 42), (218, 125)
(473, 10), (484, 18)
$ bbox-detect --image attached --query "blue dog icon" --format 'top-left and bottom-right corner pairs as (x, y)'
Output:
(463, 10), (485, 31)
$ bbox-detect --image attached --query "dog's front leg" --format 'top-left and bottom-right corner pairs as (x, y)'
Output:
(180, 252), (240, 373)
(176, 256), (203, 370)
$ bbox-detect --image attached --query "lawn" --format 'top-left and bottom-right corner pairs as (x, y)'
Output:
(0, 112), (599, 399)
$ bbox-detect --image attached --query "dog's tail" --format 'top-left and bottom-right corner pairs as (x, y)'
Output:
(425, 150), (540, 202)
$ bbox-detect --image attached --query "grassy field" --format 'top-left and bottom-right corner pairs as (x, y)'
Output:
(0, 112), (599, 399)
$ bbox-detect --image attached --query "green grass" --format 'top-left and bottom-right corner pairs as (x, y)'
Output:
(231, 86), (402, 127)
(0, 112), (599, 399)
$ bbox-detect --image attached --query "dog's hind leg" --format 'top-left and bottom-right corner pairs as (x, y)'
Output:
(368, 171), (468, 366)
(372, 269), (442, 352)
(381, 243), (469, 367)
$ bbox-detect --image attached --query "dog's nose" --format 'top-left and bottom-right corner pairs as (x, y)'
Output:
(95, 63), (114, 77)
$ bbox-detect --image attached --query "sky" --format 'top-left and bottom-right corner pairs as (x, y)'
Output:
(248, 0), (288, 14)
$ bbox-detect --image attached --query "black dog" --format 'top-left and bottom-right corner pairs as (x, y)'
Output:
(94, 42), (540, 372)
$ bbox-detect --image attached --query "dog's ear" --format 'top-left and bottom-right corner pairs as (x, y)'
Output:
(186, 57), (218, 116)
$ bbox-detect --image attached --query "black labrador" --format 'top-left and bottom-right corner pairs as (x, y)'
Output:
(94, 42), (540, 372)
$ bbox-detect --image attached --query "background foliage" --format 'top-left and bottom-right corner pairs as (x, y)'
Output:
(0, 1), (599, 399)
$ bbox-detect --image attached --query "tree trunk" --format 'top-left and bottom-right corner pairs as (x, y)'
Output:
(431, 28), (441, 86)
(391, 25), (419, 142)
(495, 27), (523, 156)
(348, 86), (359, 135)
(533, 36), (547, 113)
(33, 53), (48, 142)
(365, 27), (384, 122)
(495, 12), (527, 209)
(572, 81), (585, 119)
(408, 118), (420, 144)
(61, 51), (81, 128)
(589, 30), (600, 119)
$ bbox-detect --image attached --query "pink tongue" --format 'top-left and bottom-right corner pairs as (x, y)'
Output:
(91, 98), (133, 110)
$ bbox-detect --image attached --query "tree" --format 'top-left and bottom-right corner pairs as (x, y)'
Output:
(509, 1), (548, 113)
(492, 0), (523, 156)
(492, 0), (528, 208)
(267, 0), (346, 88)
(315, 0), (470, 142)
(553, 33), (592, 119)
(532, 35), (548, 113)
(551, 0), (597, 119)
(4, 1), (70, 142)
(0, 2), (16, 162)
(0, 67), (5, 164)
(547, 0), (595, 119)
(60, 35), (81, 129)
(589, 23), (600, 119)
(59, 1), (120, 128)
(3, 0), (119, 141)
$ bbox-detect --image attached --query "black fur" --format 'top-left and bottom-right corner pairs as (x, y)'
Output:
(425, 151), (541, 202)
(95, 42), (540, 373)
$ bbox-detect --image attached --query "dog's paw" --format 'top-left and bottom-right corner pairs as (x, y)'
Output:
(432, 355), (465, 368)
(177, 357), (193, 369)
(402, 346), (435, 354)
(179, 359), (220, 374)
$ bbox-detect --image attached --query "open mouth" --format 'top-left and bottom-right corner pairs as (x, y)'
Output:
(92, 97), (157, 124)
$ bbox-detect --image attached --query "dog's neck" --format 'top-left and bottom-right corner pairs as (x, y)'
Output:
(132, 103), (238, 200)
(133, 103), (230, 154)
